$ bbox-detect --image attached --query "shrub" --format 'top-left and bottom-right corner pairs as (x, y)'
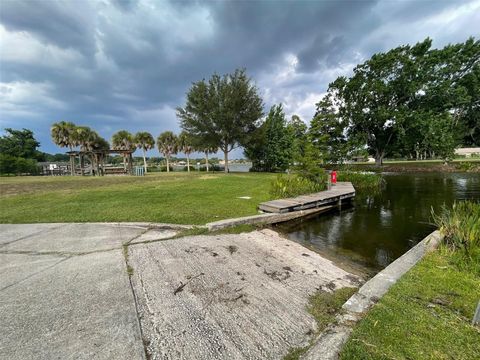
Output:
(270, 174), (327, 199)
(199, 164), (222, 172)
(456, 161), (479, 172)
(158, 165), (173, 172)
(0, 154), (39, 175)
(337, 171), (384, 192)
(183, 165), (196, 172)
(432, 201), (480, 272)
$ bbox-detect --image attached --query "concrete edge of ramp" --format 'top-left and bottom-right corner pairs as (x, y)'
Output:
(206, 206), (335, 230)
(301, 230), (444, 360)
(0, 222), (196, 230)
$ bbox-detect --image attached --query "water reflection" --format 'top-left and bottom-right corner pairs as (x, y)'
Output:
(276, 173), (480, 271)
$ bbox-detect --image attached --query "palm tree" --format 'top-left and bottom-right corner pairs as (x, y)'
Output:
(75, 127), (109, 175)
(134, 132), (155, 173)
(73, 126), (93, 175)
(202, 145), (218, 172)
(178, 131), (194, 173)
(111, 130), (135, 171)
(157, 131), (178, 172)
(51, 121), (77, 175)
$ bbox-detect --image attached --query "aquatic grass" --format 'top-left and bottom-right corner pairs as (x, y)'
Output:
(432, 201), (480, 273)
(337, 171), (384, 193)
(270, 173), (327, 199)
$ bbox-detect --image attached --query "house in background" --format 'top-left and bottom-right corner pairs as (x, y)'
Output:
(454, 147), (480, 158)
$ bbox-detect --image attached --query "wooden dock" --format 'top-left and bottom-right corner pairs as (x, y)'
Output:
(259, 182), (355, 213)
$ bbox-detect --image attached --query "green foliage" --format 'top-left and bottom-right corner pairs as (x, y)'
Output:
(158, 165), (174, 172)
(111, 130), (135, 151)
(51, 121), (77, 150)
(283, 287), (357, 360)
(336, 171), (384, 192)
(292, 140), (325, 183)
(156, 131), (178, 172)
(177, 68), (263, 172)
(244, 104), (293, 172)
(134, 132), (155, 151)
(308, 287), (357, 332)
(341, 251), (480, 360)
(0, 128), (41, 159)
(0, 154), (38, 175)
(270, 173), (327, 199)
(286, 115), (308, 166)
(456, 161), (479, 172)
(432, 201), (480, 270)
(310, 95), (350, 163)
(0, 128), (42, 175)
(317, 37), (480, 165)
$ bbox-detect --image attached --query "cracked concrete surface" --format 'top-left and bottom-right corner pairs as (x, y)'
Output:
(129, 229), (360, 360)
(0, 224), (360, 360)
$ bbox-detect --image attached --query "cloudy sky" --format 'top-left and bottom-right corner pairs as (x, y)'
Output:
(1, 0), (479, 156)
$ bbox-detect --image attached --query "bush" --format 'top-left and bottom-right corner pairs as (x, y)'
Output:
(337, 171), (384, 192)
(0, 154), (39, 175)
(158, 165), (173, 172)
(456, 161), (479, 172)
(199, 164), (222, 172)
(270, 174), (327, 199)
(183, 165), (196, 172)
(433, 201), (480, 272)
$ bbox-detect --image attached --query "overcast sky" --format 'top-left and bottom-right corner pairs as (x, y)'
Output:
(1, 0), (479, 156)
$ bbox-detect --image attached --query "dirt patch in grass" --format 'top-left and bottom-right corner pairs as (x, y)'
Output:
(283, 287), (357, 360)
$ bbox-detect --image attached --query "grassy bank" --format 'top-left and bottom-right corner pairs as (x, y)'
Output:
(340, 201), (480, 359)
(0, 173), (275, 224)
(340, 251), (480, 360)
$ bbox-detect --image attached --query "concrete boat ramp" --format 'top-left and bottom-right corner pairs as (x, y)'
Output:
(0, 223), (361, 359)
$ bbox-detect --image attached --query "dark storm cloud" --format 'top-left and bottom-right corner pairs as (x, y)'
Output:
(0, 0), (479, 154)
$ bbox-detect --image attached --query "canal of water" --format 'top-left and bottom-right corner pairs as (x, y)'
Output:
(276, 172), (480, 274)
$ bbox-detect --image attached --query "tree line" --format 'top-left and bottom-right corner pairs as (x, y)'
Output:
(179, 38), (479, 169)
(3, 37), (478, 176)
(49, 37), (479, 175)
(49, 121), (220, 174)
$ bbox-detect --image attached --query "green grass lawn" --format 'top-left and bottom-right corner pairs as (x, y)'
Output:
(340, 250), (480, 360)
(0, 172), (275, 224)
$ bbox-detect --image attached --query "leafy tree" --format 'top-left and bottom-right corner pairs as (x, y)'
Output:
(157, 131), (178, 172)
(243, 122), (267, 171)
(316, 38), (479, 164)
(0, 128), (41, 159)
(262, 104), (293, 172)
(111, 130), (135, 171)
(310, 94), (350, 163)
(177, 68), (264, 173)
(287, 115), (307, 159)
(51, 121), (78, 174)
(178, 131), (194, 172)
(134, 132), (155, 173)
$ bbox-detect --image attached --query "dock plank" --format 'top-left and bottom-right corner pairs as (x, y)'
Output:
(259, 182), (355, 213)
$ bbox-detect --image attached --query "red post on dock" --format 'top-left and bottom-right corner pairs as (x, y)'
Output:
(331, 170), (337, 185)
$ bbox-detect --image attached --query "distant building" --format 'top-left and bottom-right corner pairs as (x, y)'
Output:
(455, 147), (480, 158)
(38, 162), (70, 175)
